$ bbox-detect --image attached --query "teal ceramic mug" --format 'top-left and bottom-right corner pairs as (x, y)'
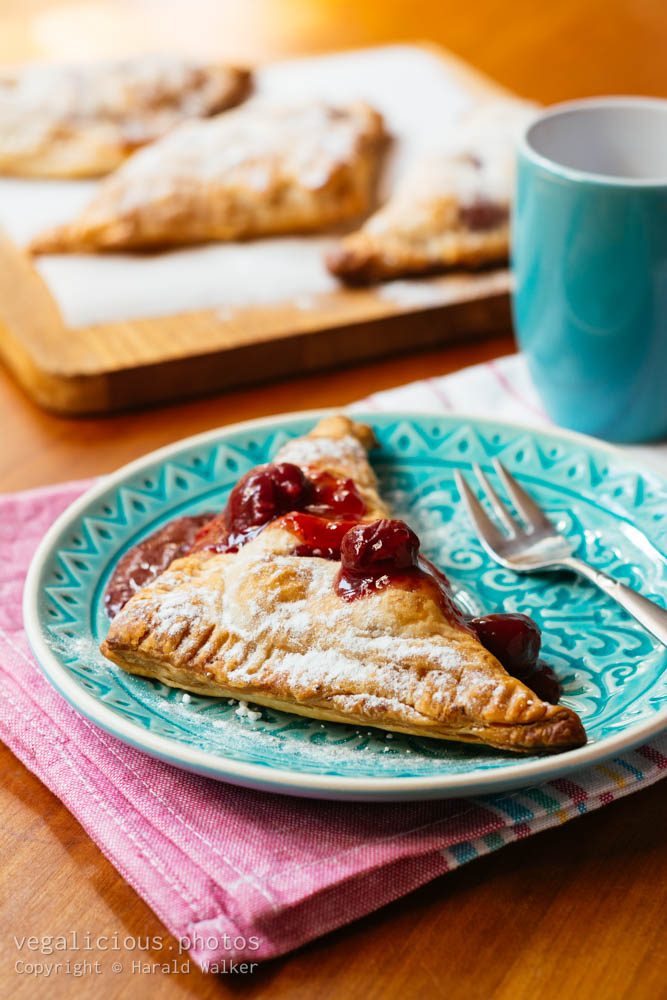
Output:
(512, 97), (667, 443)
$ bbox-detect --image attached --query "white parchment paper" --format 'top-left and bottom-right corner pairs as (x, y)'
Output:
(0, 46), (481, 328)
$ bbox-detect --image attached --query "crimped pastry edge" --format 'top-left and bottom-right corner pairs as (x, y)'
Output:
(101, 642), (586, 754)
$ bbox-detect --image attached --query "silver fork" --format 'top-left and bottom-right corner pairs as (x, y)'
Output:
(455, 458), (667, 647)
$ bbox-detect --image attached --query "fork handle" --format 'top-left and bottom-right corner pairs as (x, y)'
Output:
(562, 557), (667, 647)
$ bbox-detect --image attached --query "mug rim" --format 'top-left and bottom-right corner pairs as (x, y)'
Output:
(518, 95), (667, 188)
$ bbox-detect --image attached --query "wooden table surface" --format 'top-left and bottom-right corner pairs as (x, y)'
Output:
(1, 3), (666, 998)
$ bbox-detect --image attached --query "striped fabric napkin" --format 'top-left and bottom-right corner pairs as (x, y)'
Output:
(1, 353), (665, 969)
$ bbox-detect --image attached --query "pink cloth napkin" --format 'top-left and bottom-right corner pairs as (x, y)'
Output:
(1, 354), (666, 968)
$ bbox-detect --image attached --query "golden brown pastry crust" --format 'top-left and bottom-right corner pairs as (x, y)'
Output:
(100, 415), (585, 753)
(0, 54), (251, 179)
(327, 99), (537, 284)
(29, 101), (386, 253)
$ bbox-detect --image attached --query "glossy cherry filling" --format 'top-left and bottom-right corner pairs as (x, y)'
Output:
(334, 519), (469, 629)
(341, 518), (420, 574)
(468, 612), (561, 704)
(520, 660), (561, 705)
(104, 513), (215, 618)
(307, 470), (366, 518)
(107, 494), (561, 703)
(468, 613), (541, 675)
(458, 198), (508, 231)
(335, 521), (560, 702)
(280, 512), (362, 560)
(189, 462), (367, 553)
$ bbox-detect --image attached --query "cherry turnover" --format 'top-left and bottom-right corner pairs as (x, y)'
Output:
(106, 461), (561, 703)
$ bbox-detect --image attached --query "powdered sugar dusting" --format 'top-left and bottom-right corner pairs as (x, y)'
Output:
(275, 434), (366, 468)
(119, 538), (503, 735)
(48, 629), (101, 665)
(0, 45), (506, 326)
(155, 685), (423, 771)
(0, 54), (247, 161)
(109, 100), (378, 211)
(235, 700), (262, 722)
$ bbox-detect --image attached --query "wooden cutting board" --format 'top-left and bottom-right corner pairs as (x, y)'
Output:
(0, 44), (513, 415)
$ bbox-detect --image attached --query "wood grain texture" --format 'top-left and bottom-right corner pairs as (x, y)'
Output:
(0, 45), (513, 415)
(0, 256), (511, 414)
(1, 2), (666, 999)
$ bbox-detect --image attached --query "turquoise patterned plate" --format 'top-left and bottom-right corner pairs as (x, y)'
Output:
(23, 410), (667, 800)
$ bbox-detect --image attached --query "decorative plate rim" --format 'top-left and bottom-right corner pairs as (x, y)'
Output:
(23, 407), (667, 800)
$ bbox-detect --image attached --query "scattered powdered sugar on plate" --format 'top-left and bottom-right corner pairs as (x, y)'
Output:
(47, 629), (103, 665)
(235, 700), (262, 722)
(60, 437), (503, 775)
(151, 689), (431, 773)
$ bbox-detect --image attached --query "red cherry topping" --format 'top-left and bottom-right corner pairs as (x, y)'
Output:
(227, 462), (310, 533)
(458, 198), (508, 231)
(468, 612), (541, 676)
(524, 659), (561, 704)
(468, 612), (560, 702)
(189, 511), (231, 551)
(280, 512), (361, 560)
(336, 519), (423, 601)
(105, 513), (215, 617)
(307, 470), (366, 518)
(189, 462), (367, 553)
(340, 519), (420, 575)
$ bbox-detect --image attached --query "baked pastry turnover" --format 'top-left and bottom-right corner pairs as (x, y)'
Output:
(327, 99), (537, 283)
(30, 101), (386, 253)
(0, 53), (251, 179)
(101, 415), (586, 753)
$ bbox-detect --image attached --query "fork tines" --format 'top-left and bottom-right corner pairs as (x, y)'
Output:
(455, 459), (554, 541)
